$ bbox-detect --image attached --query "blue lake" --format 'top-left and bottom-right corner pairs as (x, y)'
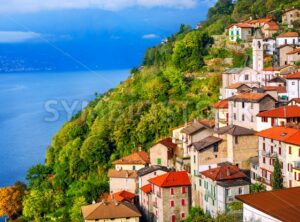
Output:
(0, 70), (129, 187)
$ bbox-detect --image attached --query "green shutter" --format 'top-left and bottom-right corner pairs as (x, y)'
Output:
(157, 158), (161, 165)
(199, 179), (202, 187)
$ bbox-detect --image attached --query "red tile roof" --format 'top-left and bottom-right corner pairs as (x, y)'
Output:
(213, 99), (229, 109)
(264, 21), (279, 30)
(140, 184), (152, 194)
(278, 32), (299, 38)
(148, 171), (191, 188)
(225, 82), (247, 89)
(263, 66), (276, 71)
(286, 72), (300, 79)
(290, 98), (300, 104)
(263, 86), (287, 93)
(113, 151), (150, 165)
(256, 127), (299, 143)
(108, 169), (138, 179)
(112, 191), (136, 202)
(201, 165), (247, 181)
(287, 48), (300, 55)
(156, 137), (177, 150)
(257, 105), (300, 118)
(236, 187), (300, 222)
(198, 119), (215, 128)
(247, 17), (273, 24)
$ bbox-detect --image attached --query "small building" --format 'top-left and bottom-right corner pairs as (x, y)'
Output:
(236, 187), (300, 222)
(287, 48), (300, 65)
(246, 17), (273, 28)
(261, 21), (279, 38)
(150, 137), (178, 168)
(288, 98), (300, 106)
(263, 86), (288, 102)
(264, 37), (276, 55)
(267, 76), (286, 87)
(140, 184), (153, 221)
(276, 32), (299, 47)
(255, 126), (300, 190)
(223, 83), (251, 99)
(228, 93), (277, 131)
(108, 169), (138, 194)
(213, 99), (229, 129)
(226, 23), (253, 42)
(282, 8), (300, 28)
(149, 171), (192, 222)
(199, 163), (250, 217)
(286, 72), (300, 100)
(256, 105), (300, 131)
(81, 201), (142, 222)
(275, 44), (295, 67)
(112, 150), (150, 171)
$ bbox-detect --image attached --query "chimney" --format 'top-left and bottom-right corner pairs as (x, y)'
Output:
(226, 167), (230, 177)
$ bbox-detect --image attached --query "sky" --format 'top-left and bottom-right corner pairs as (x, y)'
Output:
(0, 0), (216, 71)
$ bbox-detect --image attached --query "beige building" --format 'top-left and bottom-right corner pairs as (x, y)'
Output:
(261, 21), (279, 38)
(108, 169), (138, 194)
(222, 83), (251, 99)
(276, 44), (295, 67)
(214, 99), (229, 129)
(149, 171), (191, 222)
(228, 93), (276, 131)
(282, 8), (300, 28)
(81, 201), (141, 222)
(150, 137), (178, 168)
(113, 150), (150, 171)
(287, 48), (300, 65)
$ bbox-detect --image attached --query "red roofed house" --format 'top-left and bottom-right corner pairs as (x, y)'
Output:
(226, 23), (253, 42)
(148, 171), (191, 222)
(256, 105), (300, 131)
(140, 184), (153, 221)
(276, 32), (299, 48)
(149, 137), (178, 168)
(255, 127), (300, 190)
(214, 99), (229, 128)
(113, 149), (150, 171)
(286, 71), (300, 100)
(223, 83), (251, 99)
(287, 48), (300, 65)
(261, 21), (280, 38)
(246, 17), (273, 28)
(199, 163), (250, 217)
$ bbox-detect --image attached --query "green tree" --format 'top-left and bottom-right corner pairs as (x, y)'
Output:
(70, 196), (87, 222)
(272, 156), (283, 190)
(250, 182), (266, 193)
(184, 207), (212, 222)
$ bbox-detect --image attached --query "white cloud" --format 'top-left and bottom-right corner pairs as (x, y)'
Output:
(142, 34), (160, 39)
(0, 0), (198, 13)
(0, 31), (41, 43)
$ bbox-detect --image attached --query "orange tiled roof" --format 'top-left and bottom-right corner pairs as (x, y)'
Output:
(213, 99), (229, 109)
(257, 105), (300, 118)
(247, 17), (273, 24)
(287, 48), (300, 55)
(198, 119), (215, 128)
(140, 184), (152, 194)
(201, 165), (247, 181)
(149, 171), (191, 187)
(228, 93), (274, 102)
(112, 191), (136, 202)
(263, 86), (287, 93)
(286, 72), (300, 79)
(264, 21), (280, 30)
(290, 98), (300, 104)
(263, 66), (276, 71)
(256, 127), (299, 143)
(113, 151), (150, 165)
(108, 169), (138, 179)
(225, 82), (246, 89)
(156, 137), (177, 150)
(278, 32), (299, 38)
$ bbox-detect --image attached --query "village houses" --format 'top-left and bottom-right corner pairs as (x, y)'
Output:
(286, 72), (300, 99)
(282, 8), (300, 28)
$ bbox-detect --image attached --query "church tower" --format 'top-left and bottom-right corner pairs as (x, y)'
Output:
(252, 29), (264, 71)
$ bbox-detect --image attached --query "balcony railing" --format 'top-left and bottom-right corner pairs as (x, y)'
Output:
(261, 150), (277, 158)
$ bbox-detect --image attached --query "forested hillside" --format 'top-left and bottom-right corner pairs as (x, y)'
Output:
(21, 0), (300, 221)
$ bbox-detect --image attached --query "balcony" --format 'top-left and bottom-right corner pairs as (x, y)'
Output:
(257, 177), (271, 186)
(261, 150), (277, 159)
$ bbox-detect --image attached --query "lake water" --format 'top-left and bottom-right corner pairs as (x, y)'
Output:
(0, 70), (129, 188)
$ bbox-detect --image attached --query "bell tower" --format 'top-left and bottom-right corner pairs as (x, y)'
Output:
(252, 29), (264, 71)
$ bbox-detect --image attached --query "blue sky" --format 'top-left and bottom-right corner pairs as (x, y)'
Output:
(0, 0), (216, 71)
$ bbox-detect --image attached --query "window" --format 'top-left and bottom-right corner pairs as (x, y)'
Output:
(279, 147), (281, 155)
(213, 144), (218, 153)
(251, 116), (254, 122)
(234, 113), (237, 120)
(170, 200), (174, 207)
(238, 187), (243, 195)
(199, 179), (202, 187)
(242, 114), (245, 121)
(271, 146), (273, 154)
(263, 143), (266, 151)
(172, 215), (176, 222)
(263, 157), (266, 164)
(182, 187), (186, 194)
(234, 101), (236, 107)
(242, 102), (245, 108)
(181, 213), (186, 220)
(193, 155), (196, 163)
(225, 188), (231, 197)
(132, 165), (136, 170)
(235, 136), (239, 144)
(181, 199), (185, 206)
(289, 146), (292, 155)
(170, 188), (174, 195)
(262, 117), (268, 122)
(251, 103), (254, 109)
(157, 158), (162, 165)
(269, 158), (272, 165)
(245, 75), (249, 81)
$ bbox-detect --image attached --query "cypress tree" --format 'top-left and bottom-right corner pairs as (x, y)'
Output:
(272, 156), (283, 190)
